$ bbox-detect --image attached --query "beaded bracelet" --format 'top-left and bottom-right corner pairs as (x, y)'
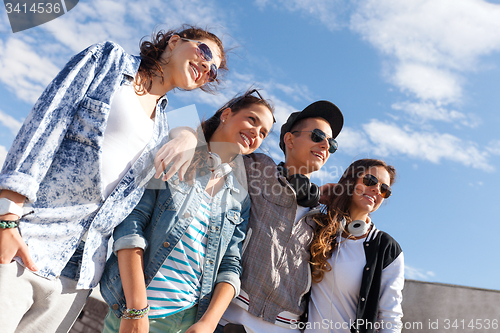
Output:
(0, 220), (19, 229)
(121, 304), (150, 320)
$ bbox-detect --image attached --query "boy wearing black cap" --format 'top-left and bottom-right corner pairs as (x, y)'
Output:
(218, 101), (343, 333)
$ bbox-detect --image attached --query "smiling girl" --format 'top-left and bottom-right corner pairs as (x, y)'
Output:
(100, 90), (275, 333)
(0, 25), (227, 333)
(306, 159), (404, 333)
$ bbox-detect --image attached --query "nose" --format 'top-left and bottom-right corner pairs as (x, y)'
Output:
(200, 62), (210, 77)
(370, 184), (383, 197)
(318, 137), (329, 151)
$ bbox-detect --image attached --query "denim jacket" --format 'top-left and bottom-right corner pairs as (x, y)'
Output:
(100, 164), (250, 321)
(0, 41), (170, 289)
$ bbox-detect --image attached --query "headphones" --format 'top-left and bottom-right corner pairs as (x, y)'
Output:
(277, 162), (320, 207)
(341, 218), (371, 237)
(207, 152), (232, 178)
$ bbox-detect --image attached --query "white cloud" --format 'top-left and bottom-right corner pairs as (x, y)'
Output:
(486, 139), (500, 155)
(391, 101), (480, 127)
(362, 120), (493, 171)
(351, 0), (500, 104)
(405, 264), (435, 281)
(0, 109), (23, 134)
(391, 63), (462, 103)
(337, 120), (493, 171)
(0, 38), (61, 104)
(336, 126), (370, 153)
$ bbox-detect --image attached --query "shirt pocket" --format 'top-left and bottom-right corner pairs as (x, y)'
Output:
(221, 209), (242, 244)
(65, 96), (110, 149)
(162, 176), (191, 211)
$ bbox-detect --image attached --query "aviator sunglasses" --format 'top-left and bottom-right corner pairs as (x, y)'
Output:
(291, 128), (338, 154)
(362, 174), (392, 199)
(180, 38), (218, 82)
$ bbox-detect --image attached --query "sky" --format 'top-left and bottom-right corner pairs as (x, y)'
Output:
(1, 0), (500, 291)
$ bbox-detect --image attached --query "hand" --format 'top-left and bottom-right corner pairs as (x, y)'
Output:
(319, 183), (338, 205)
(119, 317), (149, 333)
(185, 321), (216, 333)
(0, 227), (37, 271)
(154, 127), (197, 181)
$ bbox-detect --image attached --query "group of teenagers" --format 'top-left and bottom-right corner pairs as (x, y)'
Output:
(0, 25), (404, 333)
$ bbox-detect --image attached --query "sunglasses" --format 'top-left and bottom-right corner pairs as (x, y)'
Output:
(362, 174), (392, 198)
(291, 128), (338, 154)
(180, 38), (218, 82)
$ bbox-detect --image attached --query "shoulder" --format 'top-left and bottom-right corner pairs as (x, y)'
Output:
(369, 228), (403, 268)
(243, 152), (277, 167)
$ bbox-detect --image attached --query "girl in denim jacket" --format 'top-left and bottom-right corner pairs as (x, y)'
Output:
(0, 25), (227, 333)
(100, 90), (275, 333)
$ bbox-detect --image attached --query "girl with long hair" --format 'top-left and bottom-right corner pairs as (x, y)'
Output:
(0, 25), (227, 333)
(306, 159), (404, 333)
(100, 90), (275, 333)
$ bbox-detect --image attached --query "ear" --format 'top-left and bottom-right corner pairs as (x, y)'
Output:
(168, 35), (181, 51)
(283, 132), (295, 151)
(220, 107), (232, 123)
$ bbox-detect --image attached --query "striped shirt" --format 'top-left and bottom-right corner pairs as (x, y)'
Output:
(147, 191), (211, 318)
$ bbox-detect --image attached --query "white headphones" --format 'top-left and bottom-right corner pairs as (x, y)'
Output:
(207, 152), (231, 178)
(341, 218), (371, 237)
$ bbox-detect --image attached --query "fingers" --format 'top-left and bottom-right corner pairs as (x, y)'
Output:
(18, 245), (38, 271)
(177, 160), (190, 182)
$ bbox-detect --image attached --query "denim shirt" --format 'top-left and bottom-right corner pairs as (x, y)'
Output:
(0, 41), (170, 289)
(100, 165), (250, 321)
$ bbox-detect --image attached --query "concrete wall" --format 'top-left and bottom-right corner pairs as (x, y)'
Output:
(70, 280), (500, 333)
(401, 280), (500, 333)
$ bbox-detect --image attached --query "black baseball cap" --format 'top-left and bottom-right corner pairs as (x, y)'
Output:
(279, 100), (344, 153)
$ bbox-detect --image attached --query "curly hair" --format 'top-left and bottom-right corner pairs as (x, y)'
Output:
(135, 25), (227, 95)
(309, 159), (396, 283)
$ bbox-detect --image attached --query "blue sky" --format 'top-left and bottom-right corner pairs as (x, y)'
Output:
(1, 0), (500, 291)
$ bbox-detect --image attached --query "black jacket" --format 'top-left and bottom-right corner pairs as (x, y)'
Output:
(351, 227), (403, 333)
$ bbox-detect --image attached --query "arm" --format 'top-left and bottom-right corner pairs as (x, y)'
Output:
(112, 188), (158, 254)
(377, 252), (405, 333)
(112, 188), (160, 333)
(154, 126), (198, 181)
(0, 190), (36, 270)
(185, 282), (235, 333)
(215, 195), (250, 296)
(116, 248), (149, 333)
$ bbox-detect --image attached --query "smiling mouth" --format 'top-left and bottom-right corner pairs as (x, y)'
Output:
(311, 151), (324, 160)
(190, 63), (200, 81)
(240, 133), (251, 147)
(363, 194), (375, 203)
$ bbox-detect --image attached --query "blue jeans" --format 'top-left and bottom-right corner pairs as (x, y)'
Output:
(102, 305), (198, 333)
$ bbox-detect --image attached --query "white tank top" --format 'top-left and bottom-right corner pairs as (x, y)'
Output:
(101, 84), (154, 198)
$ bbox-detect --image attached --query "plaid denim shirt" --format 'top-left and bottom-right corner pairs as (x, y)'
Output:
(0, 41), (170, 289)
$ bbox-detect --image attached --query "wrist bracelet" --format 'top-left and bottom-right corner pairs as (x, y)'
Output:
(121, 304), (150, 320)
(0, 220), (19, 229)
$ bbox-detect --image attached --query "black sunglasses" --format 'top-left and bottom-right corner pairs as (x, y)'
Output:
(362, 174), (392, 198)
(180, 38), (218, 82)
(291, 128), (338, 154)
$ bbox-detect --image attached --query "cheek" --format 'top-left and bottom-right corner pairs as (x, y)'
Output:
(353, 184), (365, 196)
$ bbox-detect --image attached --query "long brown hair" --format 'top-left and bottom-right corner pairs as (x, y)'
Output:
(135, 25), (227, 94)
(310, 159), (396, 282)
(184, 89), (275, 181)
